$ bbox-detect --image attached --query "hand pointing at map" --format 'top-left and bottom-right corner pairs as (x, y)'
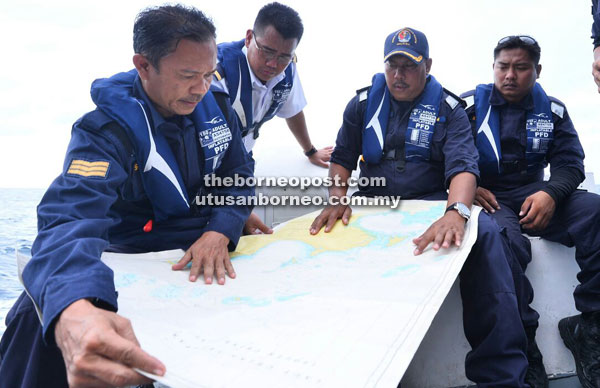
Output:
(413, 173), (476, 255)
(310, 203), (353, 234)
(172, 231), (234, 285)
(310, 163), (353, 234)
(413, 210), (467, 255)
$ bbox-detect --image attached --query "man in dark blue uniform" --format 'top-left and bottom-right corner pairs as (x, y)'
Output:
(593, 0), (600, 91)
(463, 35), (600, 388)
(310, 27), (529, 387)
(0, 5), (254, 387)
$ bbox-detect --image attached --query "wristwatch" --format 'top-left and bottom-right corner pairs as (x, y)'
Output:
(445, 202), (471, 221)
(304, 146), (317, 157)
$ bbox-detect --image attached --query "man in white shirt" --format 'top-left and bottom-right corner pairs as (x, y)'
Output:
(211, 2), (332, 234)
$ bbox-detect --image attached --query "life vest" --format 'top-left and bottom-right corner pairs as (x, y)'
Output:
(215, 40), (294, 139)
(90, 69), (232, 221)
(362, 73), (443, 164)
(472, 83), (555, 175)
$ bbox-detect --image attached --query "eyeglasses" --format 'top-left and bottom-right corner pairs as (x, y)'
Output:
(497, 35), (538, 46)
(252, 31), (294, 65)
(385, 60), (420, 74)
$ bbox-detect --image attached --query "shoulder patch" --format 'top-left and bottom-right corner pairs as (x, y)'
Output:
(550, 101), (564, 119)
(463, 95), (475, 109)
(442, 88), (466, 109)
(67, 159), (110, 178)
(445, 95), (459, 109)
(356, 86), (369, 102)
(459, 89), (475, 110)
(359, 90), (368, 102)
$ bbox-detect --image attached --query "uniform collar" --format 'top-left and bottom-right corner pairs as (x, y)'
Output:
(490, 85), (534, 110)
(389, 98), (412, 114)
(242, 45), (287, 90)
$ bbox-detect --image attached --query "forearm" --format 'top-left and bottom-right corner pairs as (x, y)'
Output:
(542, 167), (584, 206)
(446, 172), (477, 208)
(285, 111), (313, 152)
(328, 162), (351, 199)
(24, 128), (129, 343)
(27, 182), (122, 340)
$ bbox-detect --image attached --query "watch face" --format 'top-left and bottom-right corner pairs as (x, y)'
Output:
(456, 203), (471, 218)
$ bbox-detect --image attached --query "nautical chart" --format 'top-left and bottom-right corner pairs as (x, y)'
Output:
(63, 201), (478, 388)
(92, 201), (480, 387)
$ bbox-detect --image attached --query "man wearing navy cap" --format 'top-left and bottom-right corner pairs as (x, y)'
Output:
(310, 27), (529, 387)
(462, 35), (600, 388)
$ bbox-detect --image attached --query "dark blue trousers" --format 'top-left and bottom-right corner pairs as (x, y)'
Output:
(0, 293), (67, 387)
(490, 182), (600, 329)
(1, 208), (528, 387)
(415, 192), (528, 386)
(460, 211), (528, 387)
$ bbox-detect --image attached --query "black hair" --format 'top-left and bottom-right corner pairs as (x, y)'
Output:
(133, 4), (216, 69)
(493, 36), (541, 65)
(253, 2), (303, 42)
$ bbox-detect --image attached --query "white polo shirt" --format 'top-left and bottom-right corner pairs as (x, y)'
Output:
(211, 45), (307, 152)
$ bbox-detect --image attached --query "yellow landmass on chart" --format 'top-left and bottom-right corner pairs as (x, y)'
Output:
(231, 212), (375, 258)
(387, 236), (408, 247)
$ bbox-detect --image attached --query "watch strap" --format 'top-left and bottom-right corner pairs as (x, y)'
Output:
(304, 146), (318, 157)
(445, 202), (470, 220)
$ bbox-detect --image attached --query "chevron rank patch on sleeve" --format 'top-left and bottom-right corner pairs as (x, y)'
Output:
(67, 159), (110, 178)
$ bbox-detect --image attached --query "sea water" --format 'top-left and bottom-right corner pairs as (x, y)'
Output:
(0, 188), (44, 337)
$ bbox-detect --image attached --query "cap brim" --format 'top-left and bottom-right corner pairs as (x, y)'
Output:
(384, 49), (424, 64)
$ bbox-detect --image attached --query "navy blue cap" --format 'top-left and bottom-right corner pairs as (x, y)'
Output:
(384, 27), (429, 64)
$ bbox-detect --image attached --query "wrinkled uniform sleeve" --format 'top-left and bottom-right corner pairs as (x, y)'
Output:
(205, 93), (255, 248)
(546, 103), (585, 176)
(330, 95), (364, 171)
(541, 103), (586, 204)
(441, 102), (480, 187)
(23, 121), (128, 343)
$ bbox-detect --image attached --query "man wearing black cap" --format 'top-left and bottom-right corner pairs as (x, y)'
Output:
(310, 28), (529, 387)
(462, 35), (600, 388)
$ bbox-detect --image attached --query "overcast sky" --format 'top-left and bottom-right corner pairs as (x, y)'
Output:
(1, 0), (598, 188)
